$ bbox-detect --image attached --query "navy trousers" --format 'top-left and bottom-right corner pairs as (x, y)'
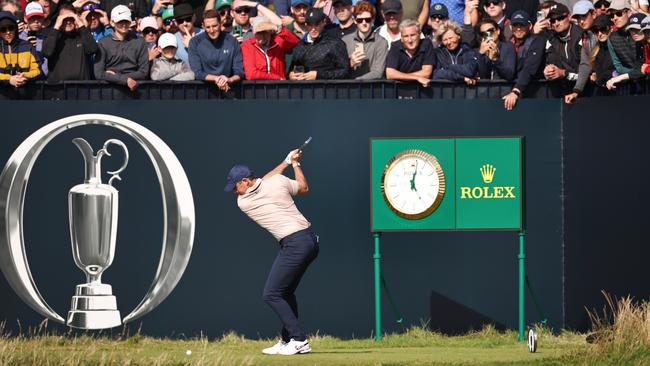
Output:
(262, 228), (319, 342)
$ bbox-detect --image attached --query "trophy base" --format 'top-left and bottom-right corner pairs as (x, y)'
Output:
(67, 310), (122, 329)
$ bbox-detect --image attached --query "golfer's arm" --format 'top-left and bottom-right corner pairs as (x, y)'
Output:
(263, 161), (289, 179)
(293, 164), (309, 195)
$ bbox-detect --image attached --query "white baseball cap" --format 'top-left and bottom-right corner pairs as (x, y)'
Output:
(24, 2), (45, 20)
(111, 4), (132, 23)
(158, 32), (177, 48)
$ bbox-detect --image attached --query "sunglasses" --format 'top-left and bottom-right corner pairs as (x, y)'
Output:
(430, 15), (447, 20)
(234, 7), (250, 14)
(163, 18), (174, 25)
(609, 10), (626, 18)
(479, 29), (496, 38)
(484, 0), (502, 7)
(0, 25), (16, 33)
(591, 26), (610, 34)
(142, 28), (157, 35)
(549, 15), (567, 24)
(644, 29), (650, 35)
(355, 16), (372, 24)
(218, 9), (231, 17)
(176, 16), (193, 24)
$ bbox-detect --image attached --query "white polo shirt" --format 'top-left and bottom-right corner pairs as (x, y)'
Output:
(237, 175), (310, 241)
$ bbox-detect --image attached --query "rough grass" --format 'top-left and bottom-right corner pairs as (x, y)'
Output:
(0, 294), (648, 366)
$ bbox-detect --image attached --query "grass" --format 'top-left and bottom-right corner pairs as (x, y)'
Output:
(0, 294), (648, 366)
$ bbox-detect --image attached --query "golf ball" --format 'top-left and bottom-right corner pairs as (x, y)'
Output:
(186, 350), (192, 355)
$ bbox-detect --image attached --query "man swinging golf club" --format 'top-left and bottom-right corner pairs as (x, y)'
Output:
(224, 146), (318, 356)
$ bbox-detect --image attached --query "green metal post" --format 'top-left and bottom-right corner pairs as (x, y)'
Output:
(373, 232), (382, 340)
(518, 231), (525, 341)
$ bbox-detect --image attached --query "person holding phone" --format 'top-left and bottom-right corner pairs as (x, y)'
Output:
(342, 1), (388, 79)
(19, 2), (49, 77)
(475, 18), (516, 81)
(223, 148), (319, 356)
(42, 3), (98, 83)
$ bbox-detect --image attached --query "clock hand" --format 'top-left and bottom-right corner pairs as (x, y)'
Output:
(410, 161), (418, 191)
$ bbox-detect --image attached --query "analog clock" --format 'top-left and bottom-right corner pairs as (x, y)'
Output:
(381, 149), (446, 219)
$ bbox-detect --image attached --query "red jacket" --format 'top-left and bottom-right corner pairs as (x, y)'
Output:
(644, 44), (650, 74)
(241, 27), (299, 80)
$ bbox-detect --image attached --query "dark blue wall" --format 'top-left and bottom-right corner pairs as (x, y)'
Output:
(0, 99), (564, 338)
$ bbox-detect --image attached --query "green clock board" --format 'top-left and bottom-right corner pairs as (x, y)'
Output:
(371, 137), (522, 231)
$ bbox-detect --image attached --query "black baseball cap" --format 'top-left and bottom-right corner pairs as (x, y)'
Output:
(547, 3), (570, 18)
(510, 10), (531, 25)
(305, 7), (326, 24)
(224, 165), (254, 192)
(383, 0), (402, 14)
(174, 3), (194, 19)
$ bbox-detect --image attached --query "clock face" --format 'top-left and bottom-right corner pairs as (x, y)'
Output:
(381, 149), (446, 219)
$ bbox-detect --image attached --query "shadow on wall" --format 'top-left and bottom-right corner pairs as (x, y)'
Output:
(430, 291), (506, 335)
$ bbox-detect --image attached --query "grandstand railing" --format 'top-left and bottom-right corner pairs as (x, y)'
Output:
(0, 79), (647, 100)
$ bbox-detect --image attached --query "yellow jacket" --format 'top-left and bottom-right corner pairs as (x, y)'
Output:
(0, 38), (41, 82)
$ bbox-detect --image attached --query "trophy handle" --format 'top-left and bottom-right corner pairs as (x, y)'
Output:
(99, 139), (129, 186)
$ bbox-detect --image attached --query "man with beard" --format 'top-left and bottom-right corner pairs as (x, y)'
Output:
(0, 11), (41, 87)
(188, 9), (243, 91)
(289, 7), (349, 79)
(42, 4), (98, 82)
(286, 0), (310, 39)
(502, 10), (545, 110)
(94, 5), (149, 91)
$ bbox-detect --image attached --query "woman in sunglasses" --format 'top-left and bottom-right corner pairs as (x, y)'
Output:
(475, 18), (515, 81)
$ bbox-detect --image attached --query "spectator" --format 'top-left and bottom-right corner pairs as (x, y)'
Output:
(582, 15), (615, 96)
(606, 12), (647, 88)
(424, 3), (450, 46)
(42, 4), (97, 83)
(377, 0), (403, 49)
(231, 0), (255, 42)
(532, 1), (557, 36)
(174, 3), (202, 65)
(204, 0), (235, 32)
(139, 16), (161, 61)
(401, 0), (430, 26)
(19, 2), (48, 77)
(241, 14), (299, 80)
(472, 0), (512, 44)
(606, 0), (640, 78)
(327, 0), (356, 39)
(564, 0), (598, 103)
(76, 0), (112, 43)
(94, 5), (149, 91)
(188, 9), (243, 91)
(386, 18), (435, 86)
(286, 0), (310, 39)
(433, 21), (478, 84)
(543, 3), (583, 94)
(161, 7), (178, 34)
(639, 17), (650, 74)
(0, 11), (40, 87)
(502, 10), (545, 110)
(342, 0), (388, 79)
(150, 32), (195, 80)
(101, 0), (149, 20)
(593, 0), (610, 16)
(289, 7), (349, 79)
(475, 18), (516, 80)
(0, 0), (19, 16)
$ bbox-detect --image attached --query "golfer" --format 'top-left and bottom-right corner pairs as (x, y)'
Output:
(224, 148), (319, 356)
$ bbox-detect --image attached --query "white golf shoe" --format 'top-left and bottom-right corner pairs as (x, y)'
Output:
(278, 338), (311, 355)
(262, 340), (287, 355)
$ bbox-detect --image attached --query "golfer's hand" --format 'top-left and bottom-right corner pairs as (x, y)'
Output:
(285, 149), (301, 165)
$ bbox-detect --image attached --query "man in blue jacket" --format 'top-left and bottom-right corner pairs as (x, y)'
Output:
(502, 10), (545, 110)
(188, 9), (243, 92)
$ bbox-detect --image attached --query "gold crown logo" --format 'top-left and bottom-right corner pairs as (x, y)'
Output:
(480, 164), (496, 183)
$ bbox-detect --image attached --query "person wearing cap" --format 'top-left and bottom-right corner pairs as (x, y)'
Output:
(241, 6), (299, 79)
(424, 3), (449, 45)
(188, 9), (243, 91)
(563, 1), (599, 103)
(101, 0), (149, 20)
(224, 150), (318, 356)
(326, 0), (356, 39)
(160, 7), (177, 34)
(543, 3), (585, 95)
(289, 7), (349, 79)
(138, 16), (161, 61)
(606, 0), (642, 79)
(474, 18), (516, 81)
(386, 18), (436, 85)
(286, 0), (311, 39)
(573, 0), (595, 30)
(593, 0), (610, 16)
(342, 1), (388, 78)
(42, 3), (98, 83)
(173, 3), (202, 65)
(606, 12), (648, 89)
(0, 10), (41, 86)
(77, 0), (113, 43)
(433, 21), (478, 83)
(502, 10), (545, 110)
(150, 32), (195, 80)
(19, 1), (48, 77)
(376, 0), (403, 49)
(94, 5), (149, 91)
(566, 14), (615, 100)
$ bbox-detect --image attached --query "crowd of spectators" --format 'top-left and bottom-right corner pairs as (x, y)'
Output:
(1, 0), (650, 108)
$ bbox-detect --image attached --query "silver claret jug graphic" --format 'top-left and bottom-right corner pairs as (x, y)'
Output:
(67, 138), (129, 329)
